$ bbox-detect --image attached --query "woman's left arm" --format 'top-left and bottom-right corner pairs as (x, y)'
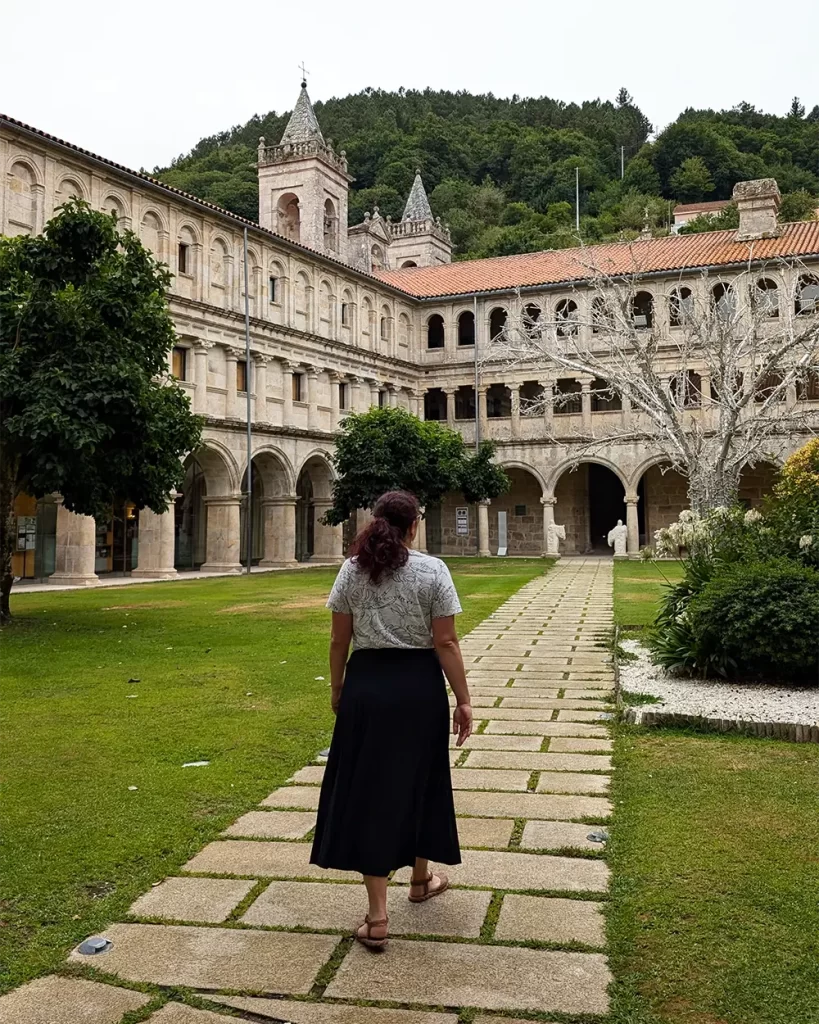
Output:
(329, 612), (353, 713)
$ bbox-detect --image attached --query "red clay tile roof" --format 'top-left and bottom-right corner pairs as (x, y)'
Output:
(374, 223), (819, 299)
(673, 200), (731, 215)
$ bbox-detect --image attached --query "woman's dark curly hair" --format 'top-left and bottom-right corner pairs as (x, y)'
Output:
(350, 490), (420, 583)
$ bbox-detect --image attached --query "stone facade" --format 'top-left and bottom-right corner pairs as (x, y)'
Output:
(2, 90), (818, 580)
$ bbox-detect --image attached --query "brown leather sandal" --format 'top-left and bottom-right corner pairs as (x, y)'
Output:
(356, 914), (389, 950)
(408, 871), (449, 903)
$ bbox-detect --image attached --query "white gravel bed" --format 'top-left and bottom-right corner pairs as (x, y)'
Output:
(621, 639), (819, 726)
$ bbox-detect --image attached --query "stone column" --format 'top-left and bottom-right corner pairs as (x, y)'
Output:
(539, 379), (554, 435)
(312, 500), (344, 561)
(510, 382), (521, 439)
(201, 496), (242, 573)
(369, 380), (381, 408)
(280, 359), (294, 425)
(254, 355), (269, 425)
(329, 371), (341, 428)
(478, 499), (491, 557)
(224, 347), (240, 420)
(412, 388), (424, 418)
(579, 377), (593, 433)
(621, 392), (633, 431)
(132, 495), (178, 579)
(192, 341), (212, 415)
(541, 496), (557, 557)
(50, 502), (99, 585)
(444, 388), (457, 428)
(625, 496), (640, 557)
(349, 376), (363, 413)
(414, 510), (428, 553)
(387, 385), (398, 408)
(306, 366), (320, 430)
(259, 496), (297, 566)
(477, 385), (489, 440)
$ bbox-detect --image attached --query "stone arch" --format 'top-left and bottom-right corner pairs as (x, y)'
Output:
(634, 459), (688, 547)
(102, 191), (131, 226)
(457, 309), (475, 346)
(175, 453), (208, 570)
(492, 465), (546, 555)
(209, 235), (231, 307)
(502, 460), (548, 495)
(295, 451), (341, 562)
(371, 244), (386, 270)
(319, 278), (335, 334)
(249, 446), (296, 496)
(547, 455), (628, 495)
(140, 208), (166, 258)
(56, 176), (86, 201)
(7, 159), (40, 233)
(380, 303), (393, 344)
(398, 311), (411, 347)
(401, 260), (418, 268)
(278, 192), (300, 241)
(323, 198), (338, 251)
(427, 312), (445, 349)
(489, 306), (507, 340)
(360, 295), (375, 346)
(551, 458), (628, 554)
(294, 269), (312, 331)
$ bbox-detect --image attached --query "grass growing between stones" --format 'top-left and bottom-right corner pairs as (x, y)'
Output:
(608, 726), (819, 1024)
(0, 557), (547, 993)
(612, 560), (685, 629)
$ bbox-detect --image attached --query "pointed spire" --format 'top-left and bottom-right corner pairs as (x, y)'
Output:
(280, 83), (325, 145)
(402, 169), (433, 222)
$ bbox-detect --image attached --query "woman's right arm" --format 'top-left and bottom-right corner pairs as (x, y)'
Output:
(432, 615), (473, 745)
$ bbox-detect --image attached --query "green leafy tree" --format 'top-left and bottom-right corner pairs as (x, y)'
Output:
(778, 189), (818, 223)
(323, 407), (508, 525)
(670, 156), (716, 202)
(622, 156), (661, 195)
(0, 201), (202, 619)
(678, 203), (740, 234)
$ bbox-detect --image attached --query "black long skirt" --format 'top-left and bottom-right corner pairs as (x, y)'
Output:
(310, 647), (461, 877)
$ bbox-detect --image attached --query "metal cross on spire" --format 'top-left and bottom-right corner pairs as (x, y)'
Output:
(299, 62), (310, 87)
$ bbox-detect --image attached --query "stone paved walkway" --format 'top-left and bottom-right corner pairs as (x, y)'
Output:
(0, 558), (615, 1024)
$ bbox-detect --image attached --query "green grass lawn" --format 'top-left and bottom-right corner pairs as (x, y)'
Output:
(608, 728), (819, 1024)
(0, 557), (547, 993)
(614, 560), (685, 629)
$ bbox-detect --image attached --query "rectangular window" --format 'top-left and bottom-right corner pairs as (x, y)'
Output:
(178, 243), (189, 275)
(268, 276), (278, 303)
(172, 346), (187, 380)
(341, 302), (350, 326)
(514, 504), (527, 517)
(292, 373), (303, 403)
(236, 359), (248, 394)
(339, 382), (349, 410)
(455, 386), (476, 420)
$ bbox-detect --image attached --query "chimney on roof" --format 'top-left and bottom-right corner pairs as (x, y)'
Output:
(733, 178), (781, 241)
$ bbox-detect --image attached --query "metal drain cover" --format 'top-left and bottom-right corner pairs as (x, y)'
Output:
(78, 936), (112, 955)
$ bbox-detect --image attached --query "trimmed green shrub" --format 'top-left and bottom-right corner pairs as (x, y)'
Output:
(687, 560), (819, 681)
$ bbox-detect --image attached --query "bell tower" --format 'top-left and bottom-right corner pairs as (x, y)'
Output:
(257, 80), (353, 259)
(388, 171), (452, 267)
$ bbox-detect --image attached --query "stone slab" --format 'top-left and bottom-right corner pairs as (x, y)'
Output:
(500, 696), (611, 709)
(224, 810), (316, 839)
(184, 840), (356, 880)
(458, 687), (560, 699)
(68, 923), (338, 993)
(559, 689), (615, 700)
(495, 894), (605, 946)
(129, 876), (255, 922)
(394, 849), (608, 893)
(206, 995), (459, 1023)
(456, 816), (515, 848)
(450, 733), (543, 751)
(456, 790), (611, 821)
(464, 750), (612, 772)
(0, 975), (149, 1024)
(484, 720), (561, 735)
(549, 737), (614, 752)
(450, 768), (531, 791)
(474, 1018), (560, 1024)
(554, 711), (613, 723)
(325, 939), (610, 1016)
(291, 765), (324, 784)
(479, 704), (606, 720)
(148, 1006), (230, 1024)
(242, 880), (491, 937)
(533, 772), (610, 795)
(261, 786), (321, 810)
(521, 820), (609, 852)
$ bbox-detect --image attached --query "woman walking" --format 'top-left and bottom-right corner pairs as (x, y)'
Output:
(310, 490), (473, 949)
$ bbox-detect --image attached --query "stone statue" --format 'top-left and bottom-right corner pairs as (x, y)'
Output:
(546, 522), (566, 555)
(607, 519), (628, 557)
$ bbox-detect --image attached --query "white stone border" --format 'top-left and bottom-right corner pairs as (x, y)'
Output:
(624, 706), (819, 743)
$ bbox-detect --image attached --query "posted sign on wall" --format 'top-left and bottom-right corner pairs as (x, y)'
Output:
(455, 507), (469, 536)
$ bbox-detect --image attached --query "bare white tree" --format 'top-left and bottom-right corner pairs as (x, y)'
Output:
(485, 252), (819, 511)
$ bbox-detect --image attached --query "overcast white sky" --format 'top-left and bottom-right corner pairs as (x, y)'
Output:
(3, 0), (817, 172)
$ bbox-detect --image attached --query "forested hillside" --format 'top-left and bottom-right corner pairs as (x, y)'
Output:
(155, 89), (819, 259)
